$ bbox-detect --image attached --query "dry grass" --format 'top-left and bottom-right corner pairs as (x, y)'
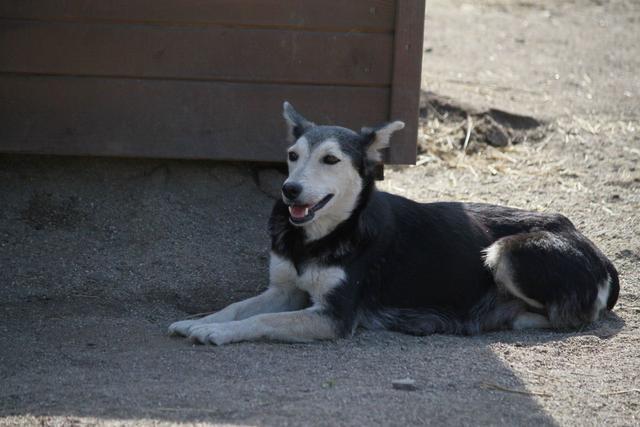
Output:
(392, 109), (640, 222)
(414, 112), (639, 185)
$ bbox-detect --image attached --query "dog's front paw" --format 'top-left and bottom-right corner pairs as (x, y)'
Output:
(168, 319), (200, 337)
(188, 323), (235, 346)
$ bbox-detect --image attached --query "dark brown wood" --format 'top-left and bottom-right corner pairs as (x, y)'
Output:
(0, 75), (389, 162)
(1, 20), (392, 86)
(0, 0), (425, 165)
(387, 0), (425, 164)
(0, 0), (396, 33)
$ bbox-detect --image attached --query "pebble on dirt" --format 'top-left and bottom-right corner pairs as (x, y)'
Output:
(392, 378), (418, 391)
(480, 116), (510, 147)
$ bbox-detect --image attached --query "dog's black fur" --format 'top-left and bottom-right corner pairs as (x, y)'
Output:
(270, 127), (619, 338)
(169, 104), (621, 345)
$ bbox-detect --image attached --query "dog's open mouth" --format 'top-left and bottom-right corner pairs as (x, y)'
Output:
(288, 194), (334, 224)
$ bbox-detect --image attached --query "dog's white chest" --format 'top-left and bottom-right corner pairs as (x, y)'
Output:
(269, 253), (345, 304)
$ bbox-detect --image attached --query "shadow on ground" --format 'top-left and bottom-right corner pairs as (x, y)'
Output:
(0, 155), (624, 426)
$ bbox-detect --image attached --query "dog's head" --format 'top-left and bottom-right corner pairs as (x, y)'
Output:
(281, 102), (404, 236)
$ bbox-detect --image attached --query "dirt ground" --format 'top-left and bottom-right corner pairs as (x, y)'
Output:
(1, 0), (639, 425)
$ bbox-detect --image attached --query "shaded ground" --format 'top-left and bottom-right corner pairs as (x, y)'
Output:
(1, 0), (639, 425)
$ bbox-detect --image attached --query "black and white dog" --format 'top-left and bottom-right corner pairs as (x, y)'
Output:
(169, 102), (619, 345)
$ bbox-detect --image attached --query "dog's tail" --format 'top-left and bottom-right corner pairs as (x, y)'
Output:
(359, 292), (526, 336)
(606, 262), (620, 310)
(360, 306), (468, 335)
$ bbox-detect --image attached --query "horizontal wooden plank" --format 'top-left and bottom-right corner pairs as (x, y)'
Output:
(0, 0), (396, 32)
(0, 75), (390, 162)
(0, 20), (392, 86)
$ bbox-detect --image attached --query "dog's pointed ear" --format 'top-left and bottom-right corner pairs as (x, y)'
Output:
(360, 121), (405, 162)
(283, 101), (315, 142)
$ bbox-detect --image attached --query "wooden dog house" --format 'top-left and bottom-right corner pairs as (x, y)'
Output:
(0, 1), (425, 164)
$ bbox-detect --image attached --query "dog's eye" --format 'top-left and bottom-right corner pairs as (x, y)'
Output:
(288, 151), (298, 162)
(322, 155), (340, 165)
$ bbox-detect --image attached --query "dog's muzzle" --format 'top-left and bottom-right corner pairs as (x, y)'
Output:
(287, 194), (334, 225)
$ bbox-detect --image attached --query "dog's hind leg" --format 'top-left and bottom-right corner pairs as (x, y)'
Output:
(483, 230), (618, 330)
(512, 312), (551, 330)
(168, 286), (308, 337)
(187, 307), (337, 345)
(483, 239), (551, 330)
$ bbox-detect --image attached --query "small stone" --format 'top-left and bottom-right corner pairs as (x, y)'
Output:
(616, 249), (640, 261)
(392, 378), (417, 391)
(485, 123), (510, 147)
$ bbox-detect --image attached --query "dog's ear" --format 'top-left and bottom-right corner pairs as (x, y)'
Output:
(360, 121), (405, 162)
(283, 101), (315, 142)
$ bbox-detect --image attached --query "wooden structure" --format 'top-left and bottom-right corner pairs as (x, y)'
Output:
(0, 1), (425, 164)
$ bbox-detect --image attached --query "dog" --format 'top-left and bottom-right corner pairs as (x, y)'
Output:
(169, 102), (619, 345)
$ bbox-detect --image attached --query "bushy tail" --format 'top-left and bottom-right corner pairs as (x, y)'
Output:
(606, 263), (620, 310)
(361, 306), (468, 335)
(360, 293), (526, 336)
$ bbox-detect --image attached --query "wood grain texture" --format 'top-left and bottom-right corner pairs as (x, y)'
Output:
(0, 75), (390, 162)
(0, 0), (396, 33)
(0, 0), (425, 164)
(0, 20), (392, 86)
(387, 0), (425, 164)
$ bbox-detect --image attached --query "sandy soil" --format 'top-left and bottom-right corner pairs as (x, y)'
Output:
(1, 0), (639, 426)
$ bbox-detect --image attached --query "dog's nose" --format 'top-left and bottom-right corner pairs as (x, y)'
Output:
(282, 182), (303, 200)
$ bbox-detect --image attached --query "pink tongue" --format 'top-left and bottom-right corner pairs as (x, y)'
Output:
(291, 206), (308, 219)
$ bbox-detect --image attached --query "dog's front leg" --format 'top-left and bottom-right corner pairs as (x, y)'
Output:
(187, 307), (337, 345)
(168, 286), (308, 336)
